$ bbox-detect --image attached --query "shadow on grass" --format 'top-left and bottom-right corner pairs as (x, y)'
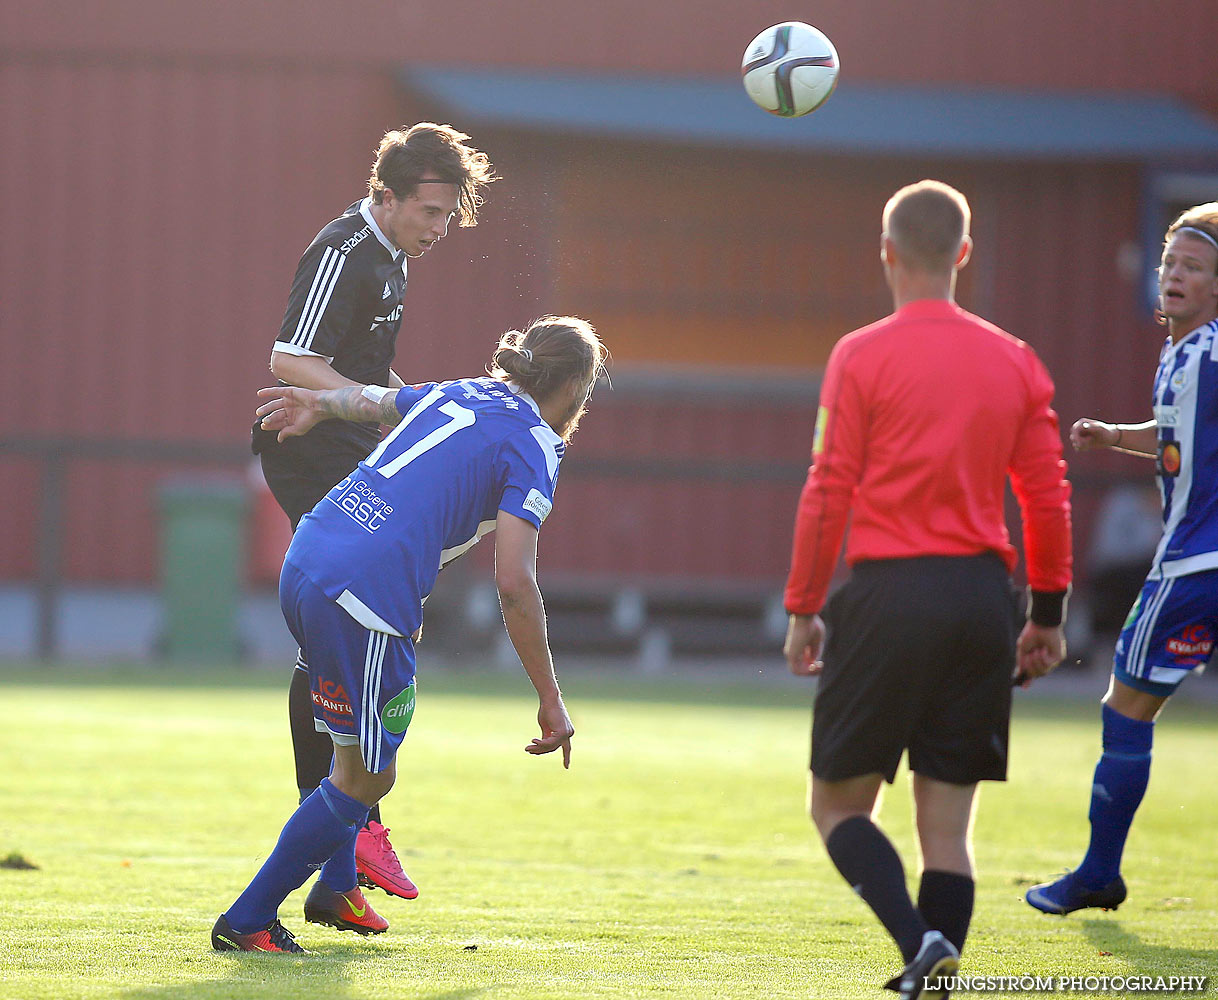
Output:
(120, 959), (485, 1000)
(123, 989), (484, 1000)
(1081, 917), (1218, 976)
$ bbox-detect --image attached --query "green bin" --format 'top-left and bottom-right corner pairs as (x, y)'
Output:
(159, 478), (248, 661)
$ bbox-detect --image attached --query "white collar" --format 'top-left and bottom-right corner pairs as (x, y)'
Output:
(507, 382), (552, 426)
(1165, 318), (1218, 355)
(360, 197), (400, 256)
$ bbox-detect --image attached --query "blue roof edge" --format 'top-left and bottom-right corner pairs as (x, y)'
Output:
(400, 66), (1218, 161)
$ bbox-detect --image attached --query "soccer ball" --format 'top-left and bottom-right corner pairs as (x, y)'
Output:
(741, 22), (840, 117)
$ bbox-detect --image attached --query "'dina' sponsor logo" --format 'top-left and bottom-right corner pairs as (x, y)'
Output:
(381, 683), (416, 734)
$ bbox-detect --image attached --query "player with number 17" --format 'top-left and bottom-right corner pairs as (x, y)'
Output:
(212, 316), (607, 953)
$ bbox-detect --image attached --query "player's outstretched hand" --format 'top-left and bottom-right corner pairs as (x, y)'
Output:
(256, 386), (326, 442)
(1070, 418), (1118, 452)
(1014, 621), (1066, 688)
(784, 613), (826, 677)
(527, 697), (573, 768)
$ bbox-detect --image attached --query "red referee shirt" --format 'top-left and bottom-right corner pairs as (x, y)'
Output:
(784, 299), (1072, 615)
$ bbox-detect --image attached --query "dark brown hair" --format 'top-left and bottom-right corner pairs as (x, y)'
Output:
(368, 123), (497, 226)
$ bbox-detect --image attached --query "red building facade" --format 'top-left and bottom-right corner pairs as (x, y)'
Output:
(2, 0), (1216, 590)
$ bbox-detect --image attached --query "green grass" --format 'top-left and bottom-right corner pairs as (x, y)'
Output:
(0, 662), (1215, 998)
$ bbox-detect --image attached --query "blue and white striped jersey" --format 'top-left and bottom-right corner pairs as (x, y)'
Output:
(285, 377), (564, 637)
(1150, 318), (1218, 578)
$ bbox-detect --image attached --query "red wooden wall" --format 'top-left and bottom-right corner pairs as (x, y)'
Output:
(5, 0), (1215, 109)
(1, 0), (1211, 586)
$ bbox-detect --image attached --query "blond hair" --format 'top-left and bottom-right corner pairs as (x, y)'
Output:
(490, 316), (608, 441)
(1165, 203), (1218, 273)
(883, 180), (971, 272)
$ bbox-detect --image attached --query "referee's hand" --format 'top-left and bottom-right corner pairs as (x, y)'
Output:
(1014, 621), (1066, 688)
(785, 614), (825, 677)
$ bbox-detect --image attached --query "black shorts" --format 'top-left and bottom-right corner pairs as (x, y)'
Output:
(254, 413), (379, 530)
(810, 554), (1018, 785)
(259, 440), (366, 530)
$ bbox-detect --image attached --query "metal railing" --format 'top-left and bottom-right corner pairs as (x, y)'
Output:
(0, 432), (1143, 662)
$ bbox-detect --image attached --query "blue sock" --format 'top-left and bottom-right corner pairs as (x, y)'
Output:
(319, 820), (367, 892)
(225, 778), (369, 933)
(316, 781), (367, 890)
(1074, 704), (1153, 888)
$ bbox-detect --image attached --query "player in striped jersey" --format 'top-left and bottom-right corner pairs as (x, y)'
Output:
(251, 124), (496, 906)
(214, 317), (605, 952)
(1027, 203), (1218, 915)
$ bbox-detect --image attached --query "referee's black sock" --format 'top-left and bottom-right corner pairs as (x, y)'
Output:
(288, 664), (380, 828)
(824, 815), (928, 963)
(917, 869), (974, 954)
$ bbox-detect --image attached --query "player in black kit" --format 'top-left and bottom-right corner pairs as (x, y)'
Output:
(252, 123), (495, 926)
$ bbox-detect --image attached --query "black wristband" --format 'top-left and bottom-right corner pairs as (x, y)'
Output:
(1028, 588), (1069, 627)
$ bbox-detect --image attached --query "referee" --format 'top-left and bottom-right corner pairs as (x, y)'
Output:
(252, 123), (495, 913)
(782, 181), (1072, 1000)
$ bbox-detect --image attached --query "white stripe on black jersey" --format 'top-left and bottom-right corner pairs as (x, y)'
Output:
(275, 198), (407, 387)
(257, 198), (409, 463)
(291, 246), (345, 353)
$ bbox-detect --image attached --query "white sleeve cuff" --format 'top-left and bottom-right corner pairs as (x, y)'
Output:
(271, 342), (335, 363)
(361, 385), (396, 405)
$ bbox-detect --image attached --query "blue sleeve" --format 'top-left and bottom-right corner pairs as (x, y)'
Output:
(393, 383), (437, 418)
(497, 428), (561, 530)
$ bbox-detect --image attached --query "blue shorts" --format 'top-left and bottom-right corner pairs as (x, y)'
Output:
(1114, 569), (1218, 696)
(280, 560), (416, 774)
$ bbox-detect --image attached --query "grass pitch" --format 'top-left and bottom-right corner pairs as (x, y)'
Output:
(0, 661), (1215, 999)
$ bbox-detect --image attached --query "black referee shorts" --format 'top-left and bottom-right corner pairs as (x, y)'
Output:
(810, 553), (1019, 785)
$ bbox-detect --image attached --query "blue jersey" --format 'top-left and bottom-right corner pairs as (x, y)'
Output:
(285, 377), (564, 637)
(1151, 318), (1218, 579)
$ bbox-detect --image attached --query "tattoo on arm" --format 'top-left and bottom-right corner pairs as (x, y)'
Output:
(377, 393), (401, 425)
(315, 387), (399, 425)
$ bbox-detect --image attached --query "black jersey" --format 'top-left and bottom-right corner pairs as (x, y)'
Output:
(253, 198), (408, 463)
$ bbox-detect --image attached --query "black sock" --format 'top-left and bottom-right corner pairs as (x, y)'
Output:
(917, 869), (974, 954)
(288, 664), (337, 793)
(288, 663), (380, 829)
(824, 815), (928, 963)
